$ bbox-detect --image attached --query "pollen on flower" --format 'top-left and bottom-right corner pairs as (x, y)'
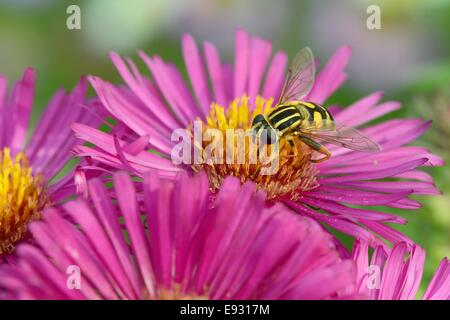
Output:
(0, 147), (49, 255)
(156, 285), (208, 300)
(191, 96), (319, 200)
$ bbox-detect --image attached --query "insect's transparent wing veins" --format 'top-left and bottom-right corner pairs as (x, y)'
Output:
(301, 123), (381, 152)
(279, 47), (316, 103)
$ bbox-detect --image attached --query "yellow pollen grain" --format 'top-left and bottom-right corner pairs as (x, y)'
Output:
(191, 96), (320, 200)
(0, 147), (48, 255)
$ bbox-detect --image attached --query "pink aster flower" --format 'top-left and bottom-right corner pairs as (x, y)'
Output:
(0, 171), (356, 300)
(351, 240), (450, 300)
(71, 29), (443, 249)
(0, 68), (100, 258)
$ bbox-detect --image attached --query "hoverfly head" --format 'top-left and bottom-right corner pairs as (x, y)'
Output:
(251, 114), (267, 128)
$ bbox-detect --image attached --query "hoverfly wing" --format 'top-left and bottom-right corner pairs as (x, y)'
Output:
(279, 47), (316, 104)
(301, 123), (381, 153)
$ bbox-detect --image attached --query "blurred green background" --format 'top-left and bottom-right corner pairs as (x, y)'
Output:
(1, 0), (449, 294)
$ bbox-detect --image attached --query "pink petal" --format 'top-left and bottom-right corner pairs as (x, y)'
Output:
(248, 37), (272, 99)
(204, 41), (227, 106)
(182, 34), (212, 116)
(307, 46), (351, 104)
(233, 28), (250, 98)
(262, 52), (287, 101)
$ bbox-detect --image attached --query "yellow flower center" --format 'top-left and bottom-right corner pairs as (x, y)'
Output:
(191, 96), (319, 200)
(0, 147), (49, 255)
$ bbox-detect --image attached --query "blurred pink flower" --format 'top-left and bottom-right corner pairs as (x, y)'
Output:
(352, 240), (450, 300)
(72, 29), (442, 249)
(0, 68), (100, 258)
(0, 171), (356, 300)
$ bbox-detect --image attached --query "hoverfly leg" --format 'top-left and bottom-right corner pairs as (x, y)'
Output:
(286, 136), (295, 147)
(297, 135), (331, 163)
(285, 135), (298, 158)
(311, 152), (331, 163)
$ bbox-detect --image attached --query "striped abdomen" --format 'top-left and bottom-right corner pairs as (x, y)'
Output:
(267, 101), (334, 134)
(296, 101), (334, 130)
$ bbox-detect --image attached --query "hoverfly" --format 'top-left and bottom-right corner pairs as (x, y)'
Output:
(252, 47), (381, 162)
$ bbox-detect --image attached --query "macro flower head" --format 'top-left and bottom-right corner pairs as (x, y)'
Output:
(0, 68), (100, 258)
(72, 29), (443, 249)
(0, 171), (357, 300)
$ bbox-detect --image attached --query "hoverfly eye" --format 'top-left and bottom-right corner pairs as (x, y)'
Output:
(252, 114), (266, 127)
